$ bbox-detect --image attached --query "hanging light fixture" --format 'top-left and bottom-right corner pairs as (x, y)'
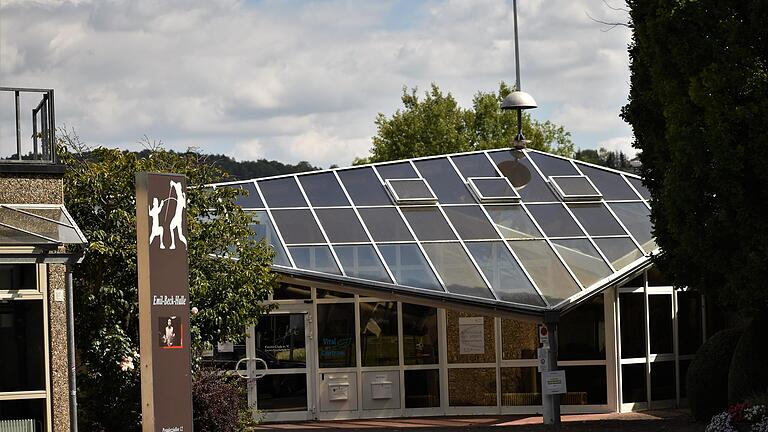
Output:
(497, 0), (534, 187)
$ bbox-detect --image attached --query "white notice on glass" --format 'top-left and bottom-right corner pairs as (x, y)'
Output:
(542, 370), (567, 395)
(459, 317), (484, 355)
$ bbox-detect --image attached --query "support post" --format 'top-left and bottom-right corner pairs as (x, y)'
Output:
(542, 311), (561, 426)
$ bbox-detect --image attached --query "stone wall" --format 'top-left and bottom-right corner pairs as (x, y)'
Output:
(47, 264), (70, 432)
(0, 173), (63, 204)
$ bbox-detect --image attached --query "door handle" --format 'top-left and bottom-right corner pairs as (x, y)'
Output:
(235, 357), (268, 380)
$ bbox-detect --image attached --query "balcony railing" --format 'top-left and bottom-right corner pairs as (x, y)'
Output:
(0, 87), (57, 164)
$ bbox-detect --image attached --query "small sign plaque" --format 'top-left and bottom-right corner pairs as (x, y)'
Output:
(542, 370), (567, 395)
(538, 324), (549, 348)
(537, 347), (549, 372)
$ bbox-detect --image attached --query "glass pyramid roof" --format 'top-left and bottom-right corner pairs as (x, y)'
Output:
(211, 149), (656, 314)
(0, 204), (88, 245)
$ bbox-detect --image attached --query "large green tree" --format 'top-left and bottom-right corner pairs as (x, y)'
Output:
(357, 82), (574, 163)
(61, 133), (277, 431)
(622, 1), (768, 312)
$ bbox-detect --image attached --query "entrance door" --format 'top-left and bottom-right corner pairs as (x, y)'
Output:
(247, 306), (315, 422)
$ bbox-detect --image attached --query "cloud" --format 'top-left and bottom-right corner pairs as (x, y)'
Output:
(598, 136), (638, 157)
(0, 0), (633, 167)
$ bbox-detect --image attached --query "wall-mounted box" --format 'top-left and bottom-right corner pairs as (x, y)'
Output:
(362, 371), (400, 410)
(320, 373), (358, 412)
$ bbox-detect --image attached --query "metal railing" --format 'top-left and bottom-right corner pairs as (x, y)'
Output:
(0, 87), (56, 164)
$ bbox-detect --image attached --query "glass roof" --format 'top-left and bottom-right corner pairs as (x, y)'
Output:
(211, 149), (656, 313)
(0, 204), (87, 245)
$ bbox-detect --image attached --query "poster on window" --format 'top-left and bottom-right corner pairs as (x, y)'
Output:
(459, 317), (484, 354)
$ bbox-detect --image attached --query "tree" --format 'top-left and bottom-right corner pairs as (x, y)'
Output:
(574, 147), (636, 172)
(358, 82), (574, 163)
(60, 132), (277, 431)
(622, 1), (768, 312)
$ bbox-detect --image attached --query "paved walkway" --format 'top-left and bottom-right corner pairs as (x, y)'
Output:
(252, 409), (699, 431)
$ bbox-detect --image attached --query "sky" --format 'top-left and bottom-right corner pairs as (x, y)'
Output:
(0, 0), (633, 168)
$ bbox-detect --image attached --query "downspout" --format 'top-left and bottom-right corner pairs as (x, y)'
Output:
(66, 265), (79, 432)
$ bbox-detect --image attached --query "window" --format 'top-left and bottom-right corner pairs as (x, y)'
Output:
(317, 304), (356, 368)
(333, 245), (391, 283)
(359, 301), (398, 366)
(404, 370), (440, 408)
(0, 300), (45, 392)
(549, 176), (602, 201)
(385, 179), (437, 204)
(378, 244), (441, 291)
(559, 296), (605, 360)
(402, 304), (439, 365)
(257, 177), (308, 208)
(298, 172), (350, 207)
(0, 264), (36, 291)
(467, 177), (520, 203)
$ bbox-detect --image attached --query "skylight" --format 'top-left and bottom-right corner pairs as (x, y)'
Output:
(549, 175), (602, 201)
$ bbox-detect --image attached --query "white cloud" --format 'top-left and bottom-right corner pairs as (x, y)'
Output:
(598, 136), (638, 157)
(0, 0), (633, 167)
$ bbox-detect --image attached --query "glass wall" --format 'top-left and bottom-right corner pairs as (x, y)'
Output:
(617, 269), (704, 410)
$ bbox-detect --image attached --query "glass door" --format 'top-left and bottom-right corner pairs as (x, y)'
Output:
(248, 306), (315, 422)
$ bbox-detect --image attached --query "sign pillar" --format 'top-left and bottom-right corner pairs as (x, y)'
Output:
(541, 311), (563, 426)
(136, 172), (194, 432)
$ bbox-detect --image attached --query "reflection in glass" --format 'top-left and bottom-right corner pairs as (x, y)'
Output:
(443, 206), (500, 240)
(337, 167), (392, 206)
(258, 177), (308, 208)
(317, 304), (356, 368)
(402, 304), (439, 365)
(529, 151), (579, 176)
(272, 283), (311, 300)
(501, 319), (538, 360)
(359, 301), (399, 366)
(651, 361), (675, 401)
(507, 240), (580, 304)
(288, 246), (341, 275)
(649, 295), (673, 354)
(334, 245), (391, 283)
(315, 208), (369, 243)
(466, 242), (544, 306)
(0, 206), (82, 244)
(488, 151), (558, 202)
(0, 399), (46, 426)
(254, 314), (306, 368)
(249, 211), (290, 266)
(594, 238), (644, 270)
(271, 209), (326, 244)
(627, 176), (651, 200)
(577, 164), (640, 200)
(316, 288), (353, 298)
(405, 369), (440, 408)
(552, 239), (613, 287)
(559, 296), (605, 360)
(568, 203), (626, 236)
(231, 182), (263, 208)
(451, 153), (499, 178)
(401, 207), (456, 241)
(678, 291), (702, 355)
(609, 203), (656, 252)
(257, 374), (308, 411)
(622, 364), (647, 403)
(619, 293), (646, 358)
(422, 243), (493, 299)
(0, 300), (44, 392)
(501, 367), (541, 406)
(358, 208), (413, 242)
(414, 158), (476, 204)
(448, 368), (497, 406)
(378, 244), (441, 291)
(0, 264), (36, 290)
(485, 205), (542, 239)
(526, 204), (585, 237)
(299, 172), (350, 207)
(560, 365), (607, 405)
(376, 162), (418, 179)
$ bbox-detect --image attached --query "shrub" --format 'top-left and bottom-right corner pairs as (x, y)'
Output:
(688, 327), (744, 421)
(192, 368), (256, 432)
(729, 312), (768, 404)
(704, 403), (768, 432)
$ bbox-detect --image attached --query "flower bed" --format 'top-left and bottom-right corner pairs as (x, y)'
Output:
(706, 404), (768, 432)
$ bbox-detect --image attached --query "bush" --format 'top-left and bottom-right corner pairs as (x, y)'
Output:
(688, 327), (744, 421)
(729, 313), (768, 404)
(192, 368), (256, 432)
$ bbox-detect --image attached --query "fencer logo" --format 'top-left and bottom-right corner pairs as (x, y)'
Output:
(148, 179), (187, 250)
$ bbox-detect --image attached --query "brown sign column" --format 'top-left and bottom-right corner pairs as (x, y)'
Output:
(136, 172), (194, 432)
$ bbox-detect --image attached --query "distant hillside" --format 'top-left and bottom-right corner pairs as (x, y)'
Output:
(133, 149), (319, 180)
